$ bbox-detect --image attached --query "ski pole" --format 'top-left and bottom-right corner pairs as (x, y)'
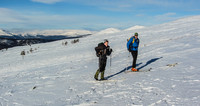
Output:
(110, 54), (112, 67)
(126, 52), (130, 71)
(109, 54), (112, 72)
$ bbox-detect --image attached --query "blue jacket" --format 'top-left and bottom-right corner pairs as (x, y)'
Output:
(127, 36), (139, 51)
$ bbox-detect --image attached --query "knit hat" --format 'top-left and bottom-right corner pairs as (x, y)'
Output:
(134, 32), (138, 36)
(104, 39), (109, 43)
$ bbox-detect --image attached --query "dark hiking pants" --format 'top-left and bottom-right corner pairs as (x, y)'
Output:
(131, 51), (138, 68)
(94, 56), (107, 79)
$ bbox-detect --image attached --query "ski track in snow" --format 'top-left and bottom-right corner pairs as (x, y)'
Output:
(0, 16), (200, 105)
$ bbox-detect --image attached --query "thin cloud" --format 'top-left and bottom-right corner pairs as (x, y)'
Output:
(0, 8), (27, 23)
(30, 0), (200, 12)
(30, 0), (135, 12)
(31, 0), (64, 4)
(152, 12), (180, 24)
(0, 8), (114, 29)
(2, 0), (199, 30)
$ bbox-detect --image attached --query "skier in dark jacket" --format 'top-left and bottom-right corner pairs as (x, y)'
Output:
(94, 39), (112, 80)
(127, 32), (140, 71)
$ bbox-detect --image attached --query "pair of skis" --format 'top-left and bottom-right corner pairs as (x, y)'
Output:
(124, 68), (152, 73)
(93, 68), (152, 82)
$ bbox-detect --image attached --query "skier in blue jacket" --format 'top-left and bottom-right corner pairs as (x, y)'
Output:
(127, 32), (140, 71)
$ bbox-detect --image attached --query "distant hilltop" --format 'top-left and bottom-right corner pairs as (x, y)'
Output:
(0, 29), (93, 50)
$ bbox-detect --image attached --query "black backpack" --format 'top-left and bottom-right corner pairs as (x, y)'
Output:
(95, 43), (104, 57)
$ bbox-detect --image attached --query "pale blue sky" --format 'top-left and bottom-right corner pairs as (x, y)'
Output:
(0, 0), (199, 30)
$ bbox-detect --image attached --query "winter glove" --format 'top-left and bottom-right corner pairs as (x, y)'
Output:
(110, 48), (113, 53)
(106, 48), (112, 55)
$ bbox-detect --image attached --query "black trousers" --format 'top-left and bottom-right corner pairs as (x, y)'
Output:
(131, 51), (138, 68)
(99, 56), (107, 72)
(94, 56), (107, 80)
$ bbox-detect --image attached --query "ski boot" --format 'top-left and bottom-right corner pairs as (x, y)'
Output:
(131, 68), (138, 72)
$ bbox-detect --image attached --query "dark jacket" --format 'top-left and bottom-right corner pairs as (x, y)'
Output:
(95, 42), (112, 72)
(95, 43), (112, 59)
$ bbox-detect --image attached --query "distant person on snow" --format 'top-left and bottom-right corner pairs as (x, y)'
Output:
(127, 32), (140, 71)
(94, 39), (112, 80)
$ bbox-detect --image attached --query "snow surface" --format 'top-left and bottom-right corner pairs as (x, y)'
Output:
(96, 28), (121, 35)
(0, 29), (93, 38)
(124, 25), (145, 31)
(16, 29), (93, 36)
(0, 15), (200, 105)
(0, 29), (11, 36)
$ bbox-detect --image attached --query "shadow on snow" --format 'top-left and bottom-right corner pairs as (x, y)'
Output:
(137, 57), (163, 71)
(105, 57), (163, 80)
(105, 63), (142, 79)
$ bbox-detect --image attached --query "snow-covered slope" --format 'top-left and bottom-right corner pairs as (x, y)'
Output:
(124, 25), (145, 31)
(96, 28), (121, 35)
(0, 29), (93, 37)
(0, 16), (200, 105)
(0, 29), (93, 41)
(0, 29), (93, 49)
(0, 29), (12, 36)
(17, 29), (93, 36)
